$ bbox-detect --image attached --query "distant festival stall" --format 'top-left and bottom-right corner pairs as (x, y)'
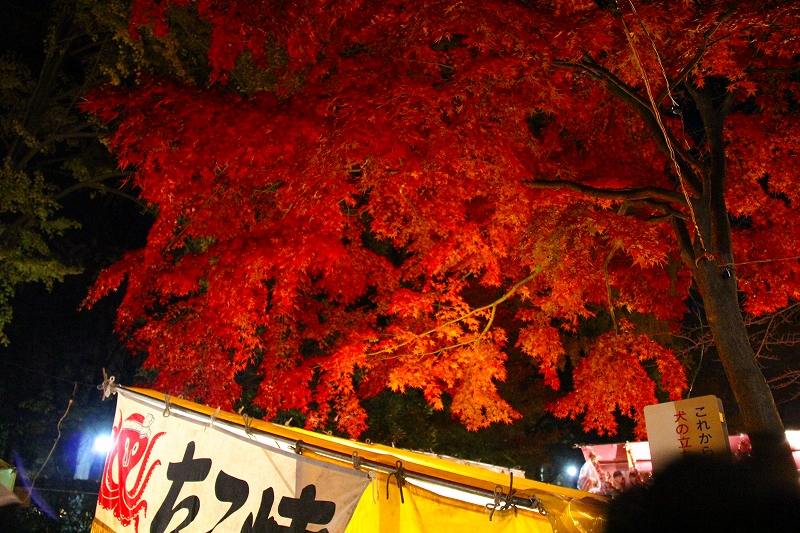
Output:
(91, 387), (607, 533)
(579, 432), (800, 485)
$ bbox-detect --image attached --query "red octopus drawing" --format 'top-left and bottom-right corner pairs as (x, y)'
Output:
(98, 412), (165, 533)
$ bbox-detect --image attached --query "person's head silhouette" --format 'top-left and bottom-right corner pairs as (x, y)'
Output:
(605, 435), (800, 533)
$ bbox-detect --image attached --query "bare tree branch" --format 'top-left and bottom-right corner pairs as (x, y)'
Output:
(524, 178), (687, 206)
(554, 56), (706, 195)
(366, 272), (539, 358)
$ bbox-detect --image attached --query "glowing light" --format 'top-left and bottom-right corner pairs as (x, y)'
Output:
(565, 465), (578, 477)
(785, 430), (800, 451)
(93, 435), (113, 454)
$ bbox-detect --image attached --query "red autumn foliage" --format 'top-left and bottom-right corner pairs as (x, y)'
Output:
(82, 0), (800, 440)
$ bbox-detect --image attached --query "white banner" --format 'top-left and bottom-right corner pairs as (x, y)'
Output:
(93, 390), (369, 533)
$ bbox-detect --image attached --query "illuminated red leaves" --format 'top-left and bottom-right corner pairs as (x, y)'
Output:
(82, 0), (800, 439)
(517, 323), (565, 389)
(549, 323), (686, 439)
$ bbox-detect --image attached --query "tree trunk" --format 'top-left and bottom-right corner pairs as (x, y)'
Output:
(693, 240), (797, 482)
(686, 86), (797, 481)
(693, 261), (782, 434)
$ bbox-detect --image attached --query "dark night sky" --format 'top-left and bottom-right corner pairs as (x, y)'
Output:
(0, 0), (154, 482)
(1, 0), (50, 66)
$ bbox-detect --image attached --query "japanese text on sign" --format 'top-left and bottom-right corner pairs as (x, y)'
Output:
(151, 441), (335, 533)
(92, 391), (370, 533)
(644, 396), (730, 472)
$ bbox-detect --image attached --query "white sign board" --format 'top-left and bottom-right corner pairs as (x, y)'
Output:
(644, 395), (730, 472)
(92, 390), (369, 533)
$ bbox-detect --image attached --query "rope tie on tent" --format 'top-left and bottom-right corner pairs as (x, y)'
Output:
(386, 460), (406, 504)
(163, 395), (172, 417)
(242, 415), (255, 438)
(206, 407), (220, 430)
(486, 471), (518, 521)
(531, 497), (547, 516)
(367, 471), (379, 503)
(293, 440), (305, 455)
(352, 451), (362, 470)
(97, 369), (117, 399)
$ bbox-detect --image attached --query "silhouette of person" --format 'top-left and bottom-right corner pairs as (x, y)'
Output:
(605, 433), (800, 533)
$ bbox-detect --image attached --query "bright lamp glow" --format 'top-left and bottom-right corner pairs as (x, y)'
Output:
(93, 435), (113, 454)
(565, 465), (578, 477)
(785, 430), (800, 451)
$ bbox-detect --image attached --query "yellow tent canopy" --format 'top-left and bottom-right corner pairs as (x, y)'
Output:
(92, 387), (607, 533)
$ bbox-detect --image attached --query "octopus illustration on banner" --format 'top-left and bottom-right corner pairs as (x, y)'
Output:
(98, 412), (165, 533)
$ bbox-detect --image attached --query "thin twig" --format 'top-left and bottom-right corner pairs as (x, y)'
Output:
(366, 272), (538, 357)
(24, 382), (77, 505)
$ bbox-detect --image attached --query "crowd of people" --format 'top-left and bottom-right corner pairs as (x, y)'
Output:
(577, 451), (650, 497)
(580, 434), (800, 532)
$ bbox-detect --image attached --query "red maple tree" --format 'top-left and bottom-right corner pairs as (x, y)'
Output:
(82, 0), (800, 446)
